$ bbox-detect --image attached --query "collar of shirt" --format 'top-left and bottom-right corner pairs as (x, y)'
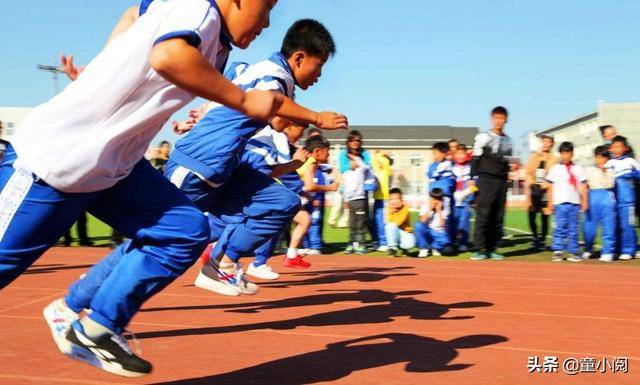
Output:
(209, 0), (233, 51)
(268, 52), (295, 78)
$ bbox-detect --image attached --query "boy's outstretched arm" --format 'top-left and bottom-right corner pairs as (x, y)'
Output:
(105, 5), (140, 46)
(276, 97), (348, 130)
(150, 39), (283, 121)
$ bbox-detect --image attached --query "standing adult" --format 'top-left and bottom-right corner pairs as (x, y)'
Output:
(470, 106), (514, 260)
(525, 134), (556, 250)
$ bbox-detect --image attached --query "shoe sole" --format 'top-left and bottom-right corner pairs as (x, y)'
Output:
(65, 335), (150, 378)
(239, 282), (260, 295)
(194, 273), (241, 296)
(43, 302), (74, 355)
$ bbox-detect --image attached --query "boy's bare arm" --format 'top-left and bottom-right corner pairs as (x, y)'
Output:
(301, 162), (338, 192)
(150, 39), (282, 121)
(105, 5), (140, 46)
(276, 97), (348, 130)
(544, 184), (554, 215)
(580, 183), (589, 211)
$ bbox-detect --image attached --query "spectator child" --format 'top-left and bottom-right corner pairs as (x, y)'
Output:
(545, 142), (588, 262)
(385, 188), (415, 256)
(343, 154), (371, 254)
(583, 146), (616, 262)
(452, 145), (476, 251)
(372, 151), (393, 251)
(414, 188), (452, 257)
(605, 135), (640, 260)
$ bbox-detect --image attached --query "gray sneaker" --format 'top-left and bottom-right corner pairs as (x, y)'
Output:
(552, 251), (564, 262)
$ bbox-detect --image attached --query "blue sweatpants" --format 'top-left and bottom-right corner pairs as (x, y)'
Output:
(168, 165), (300, 263)
(372, 199), (387, 247)
(617, 204), (637, 255)
(414, 221), (450, 250)
(303, 198), (325, 250)
(252, 235), (278, 267)
(0, 145), (209, 333)
(582, 190), (616, 255)
(551, 203), (580, 254)
(453, 205), (472, 246)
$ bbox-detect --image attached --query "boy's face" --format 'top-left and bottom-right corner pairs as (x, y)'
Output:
(541, 138), (554, 152)
(559, 150), (573, 163)
(284, 123), (306, 143)
(227, 0), (277, 49)
(159, 143), (171, 157)
(388, 193), (404, 209)
(313, 147), (330, 163)
(603, 127), (618, 141)
(491, 113), (508, 131)
(595, 154), (609, 168)
(432, 149), (447, 162)
(609, 141), (626, 158)
(454, 149), (467, 164)
(347, 136), (362, 150)
(291, 53), (328, 90)
(448, 141), (458, 153)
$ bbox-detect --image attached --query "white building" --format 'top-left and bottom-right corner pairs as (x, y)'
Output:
(0, 107), (32, 141)
(529, 101), (640, 165)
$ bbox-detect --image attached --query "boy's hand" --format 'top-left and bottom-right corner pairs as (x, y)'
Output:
(581, 202), (589, 212)
(315, 112), (348, 130)
(293, 147), (309, 163)
(542, 206), (553, 216)
(172, 120), (196, 135)
(241, 90), (284, 122)
(419, 214), (428, 223)
(60, 54), (85, 81)
(328, 182), (339, 192)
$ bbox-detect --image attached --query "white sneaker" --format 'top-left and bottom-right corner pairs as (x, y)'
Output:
(458, 245), (468, 252)
(306, 249), (322, 255)
(431, 249), (442, 257)
(297, 248), (309, 256)
(599, 254), (614, 262)
(582, 251), (592, 260)
(43, 298), (80, 355)
(619, 254), (633, 261)
(246, 263), (280, 280)
(567, 255), (583, 262)
(195, 263), (259, 296)
(376, 245), (389, 252)
(552, 251), (564, 262)
(635, 251), (640, 259)
(417, 249), (429, 258)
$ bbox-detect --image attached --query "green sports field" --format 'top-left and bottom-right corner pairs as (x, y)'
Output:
(67, 208), (640, 265)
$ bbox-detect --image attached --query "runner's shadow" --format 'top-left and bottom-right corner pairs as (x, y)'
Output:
(136, 297), (493, 340)
(261, 266), (416, 288)
(150, 333), (508, 385)
(140, 290), (429, 314)
(24, 264), (95, 275)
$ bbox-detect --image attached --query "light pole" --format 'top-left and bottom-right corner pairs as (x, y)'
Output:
(36, 64), (65, 96)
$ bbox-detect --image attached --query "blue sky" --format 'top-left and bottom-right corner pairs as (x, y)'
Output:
(1, 0), (639, 147)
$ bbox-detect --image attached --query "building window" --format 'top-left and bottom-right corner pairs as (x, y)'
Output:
(6, 122), (14, 128)
(409, 155), (423, 167)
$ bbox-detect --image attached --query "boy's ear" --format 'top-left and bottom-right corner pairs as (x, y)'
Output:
(293, 51), (306, 68)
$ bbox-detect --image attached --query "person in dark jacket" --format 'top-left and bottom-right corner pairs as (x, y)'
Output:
(470, 106), (514, 260)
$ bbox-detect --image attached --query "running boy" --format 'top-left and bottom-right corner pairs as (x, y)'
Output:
(414, 188), (451, 257)
(385, 188), (416, 256)
(452, 144), (476, 251)
(583, 146), (616, 262)
(545, 142), (588, 262)
(605, 135), (640, 260)
(11, 0), (281, 377)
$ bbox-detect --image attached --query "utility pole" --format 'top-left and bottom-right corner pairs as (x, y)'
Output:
(36, 63), (65, 96)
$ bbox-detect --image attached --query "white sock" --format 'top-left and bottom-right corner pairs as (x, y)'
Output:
(353, 242), (360, 248)
(286, 248), (298, 259)
(219, 261), (236, 274)
(80, 316), (112, 338)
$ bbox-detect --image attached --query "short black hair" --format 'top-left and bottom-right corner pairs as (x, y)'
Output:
(159, 140), (171, 146)
(540, 134), (554, 143)
(599, 125), (613, 136)
(448, 139), (459, 144)
(389, 187), (403, 196)
(456, 144), (467, 152)
(611, 135), (629, 147)
(429, 188), (444, 200)
(491, 106), (508, 116)
(305, 135), (330, 152)
(432, 142), (449, 154)
(307, 127), (321, 137)
(558, 141), (574, 153)
(281, 19), (336, 59)
(594, 145), (610, 158)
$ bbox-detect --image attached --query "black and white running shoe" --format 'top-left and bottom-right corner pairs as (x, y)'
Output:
(64, 321), (152, 378)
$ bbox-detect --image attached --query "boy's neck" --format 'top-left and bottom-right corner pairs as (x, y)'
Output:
(491, 127), (504, 136)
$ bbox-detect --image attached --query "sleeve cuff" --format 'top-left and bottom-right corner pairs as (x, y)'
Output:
(154, 30), (202, 48)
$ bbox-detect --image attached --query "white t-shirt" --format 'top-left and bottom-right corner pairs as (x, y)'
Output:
(545, 163), (587, 204)
(12, 0), (229, 192)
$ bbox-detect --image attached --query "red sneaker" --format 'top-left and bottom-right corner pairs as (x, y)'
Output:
(283, 255), (311, 269)
(199, 243), (214, 266)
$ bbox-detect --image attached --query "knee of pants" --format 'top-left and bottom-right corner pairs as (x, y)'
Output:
(169, 212), (210, 267)
(278, 190), (302, 217)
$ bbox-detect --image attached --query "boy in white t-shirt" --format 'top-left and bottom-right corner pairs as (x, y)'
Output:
(2, 0), (282, 377)
(545, 142), (588, 262)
